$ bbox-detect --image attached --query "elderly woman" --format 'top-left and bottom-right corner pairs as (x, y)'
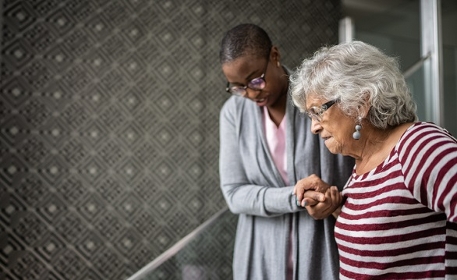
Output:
(290, 41), (457, 279)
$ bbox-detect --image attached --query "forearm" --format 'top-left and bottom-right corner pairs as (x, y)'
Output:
(222, 183), (302, 216)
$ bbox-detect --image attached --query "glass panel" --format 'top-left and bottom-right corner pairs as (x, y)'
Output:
(405, 63), (427, 122)
(442, 0), (457, 136)
(135, 210), (237, 280)
(348, 0), (421, 72)
(348, 0), (457, 135)
(347, 0), (432, 121)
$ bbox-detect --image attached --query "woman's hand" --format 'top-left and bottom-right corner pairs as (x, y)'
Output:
(293, 174), (343, 219)
(293, 174), (330, 206)
(305, 186), (343, 220)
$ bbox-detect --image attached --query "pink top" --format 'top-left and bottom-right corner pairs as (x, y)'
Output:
(263, 107), (292, 280)
(263, 106), (289, 185)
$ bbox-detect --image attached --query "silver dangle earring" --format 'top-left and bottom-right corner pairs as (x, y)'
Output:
(353, 117), (362, 140)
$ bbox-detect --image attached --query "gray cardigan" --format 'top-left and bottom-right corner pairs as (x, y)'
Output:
(219, 93), (354, 280)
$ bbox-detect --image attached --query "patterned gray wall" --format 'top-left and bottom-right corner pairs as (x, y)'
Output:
(0, 0), (341, 279)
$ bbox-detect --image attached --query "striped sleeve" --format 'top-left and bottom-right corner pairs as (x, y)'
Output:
(397, 123), (457, 221)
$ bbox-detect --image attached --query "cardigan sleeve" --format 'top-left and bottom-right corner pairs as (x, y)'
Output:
(219, 98), (303, 217)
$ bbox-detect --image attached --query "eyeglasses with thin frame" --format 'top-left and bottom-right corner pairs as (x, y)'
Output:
(225, 57), (270, 96)
(306, 99), (338, 121)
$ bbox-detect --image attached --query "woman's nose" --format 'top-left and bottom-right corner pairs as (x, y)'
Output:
(310, 118), (322, 134)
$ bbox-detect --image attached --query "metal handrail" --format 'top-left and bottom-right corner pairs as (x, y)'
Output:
(403, 52), (431, 79)
(126, 206), (229, 280)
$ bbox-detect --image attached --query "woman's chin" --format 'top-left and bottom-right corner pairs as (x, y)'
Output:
(324, 139), (339, 154)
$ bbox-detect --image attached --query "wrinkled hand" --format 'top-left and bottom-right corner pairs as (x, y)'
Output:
(293, 174), (330, 205)
(293, 174), (343, 219)
(305, 186), (342, 220)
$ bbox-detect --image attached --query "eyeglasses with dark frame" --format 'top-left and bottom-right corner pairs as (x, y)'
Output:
(225, 57), (270, 97)
(306, 99), (339, 121)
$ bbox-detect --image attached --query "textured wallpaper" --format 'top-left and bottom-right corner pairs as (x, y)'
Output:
(0, 0), (341, 279)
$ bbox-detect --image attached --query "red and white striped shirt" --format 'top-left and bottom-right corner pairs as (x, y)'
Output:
(335, 122), (457, 280)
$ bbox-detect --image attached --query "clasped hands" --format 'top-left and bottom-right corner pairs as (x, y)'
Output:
(293, 174), (342, 219)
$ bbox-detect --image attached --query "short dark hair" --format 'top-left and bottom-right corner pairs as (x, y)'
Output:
(219, 23), (272, 65)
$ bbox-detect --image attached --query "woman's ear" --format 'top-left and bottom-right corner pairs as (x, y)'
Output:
(271, 46), (281, 67)
(358, 92), (372, 118)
